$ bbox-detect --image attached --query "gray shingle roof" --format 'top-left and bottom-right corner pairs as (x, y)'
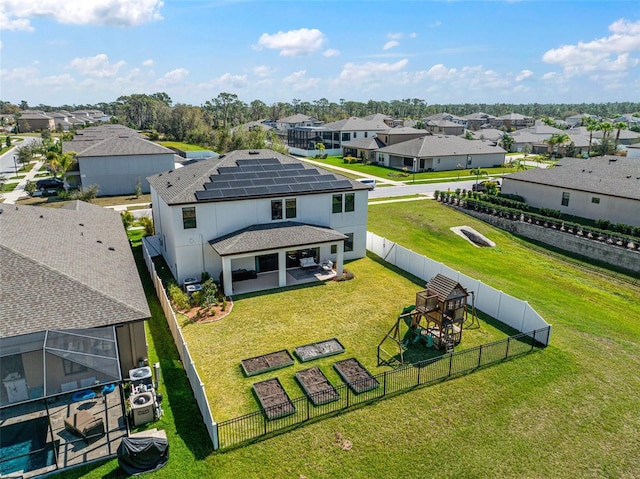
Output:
(342, 137), (385, 149)
(321, 117), (389, 131)
(70, 135), (174, 157)
(0, 201), (150, 338)
(504, 156), (640, 200)
(147, 149), (369, 206)
(210, 221), (347, 256)
(377, 135), (505, 157)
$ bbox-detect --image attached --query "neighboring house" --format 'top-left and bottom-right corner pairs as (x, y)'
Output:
(501, 156), (640, 227)
(627, 142), (640, 159)
(424, 112), (467, 128)
(425, 119), (465, 136)
(375, 135), (505, 172)
(611, 114), (640, 128)
(469, 128), (503, 142)
(517, 124), (564, 140)
(462, 112), (498, 131)
(592, 128), (640, 146)
(493, 113), (535, 130)
(71, 109), (112, 123)
(63, 125), (177, 196)
(239, 119), (274, 132)
(363, 113), (402, 128)
(16, 111), (55, 132)
(287, 117), (389, 156)
(342, 128), (428, 162)
(147, 149), (370, 296)
(511, 131), (548, 154)
(0, 200), (150, 474)
(276, 114), (323, 130)
(566, 113), (597, 128)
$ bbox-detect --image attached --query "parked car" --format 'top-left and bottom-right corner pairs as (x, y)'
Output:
(472, 179), (501, 192)
(35, 178), (65, 194)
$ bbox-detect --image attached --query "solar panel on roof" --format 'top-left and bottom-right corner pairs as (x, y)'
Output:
(252, 178), (276, 186)
(244, 186), (270, 195)
(203, 181), (231, 190)
(272, 177), (291, 185)
(195, 190), (224, 200)
(268, 185), (292, 194)
(281, 163), (305, 170)
(220, 188), (248, 197)
(228, 180), (254, 187)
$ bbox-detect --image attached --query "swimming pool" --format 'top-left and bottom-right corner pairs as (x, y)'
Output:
(0, 416), (56, 476)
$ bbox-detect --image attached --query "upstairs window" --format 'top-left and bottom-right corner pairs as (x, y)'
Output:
(332, 194), (343, 214)
(345, 193), (355, 212)
(344, 233), (354, 252)
(285, 198), (297, 219)
(182, 207), (197, 229)
(271, 200), (283, 220)
(561, 192), (570, 206)
(591, 197), (600, 204)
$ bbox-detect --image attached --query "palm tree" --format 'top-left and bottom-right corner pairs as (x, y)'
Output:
(545, 133), (571, 158)
(614, 121), (627, 145)
(499, 132), (514, 152)
(47, 151), (77, 180)
(585, 117), (598, 156)
(599, 121), (613, 141)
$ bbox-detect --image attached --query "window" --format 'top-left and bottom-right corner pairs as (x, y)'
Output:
(353, 132), (357, 138)
(285, 198), (297, 218)
(63, 359), (87, 376)
(182, 207), (197, 229)
(561, 192), (570, 206)
(466, 156), (472, 166)
(437, 158), (441, 164)
(341, 132), (351, 142)
(592, 197), (600, 204)
(332, 194), (342, 214)
(331, 244), (337, 254)
(344, 233), (354, 252)
(364, 132), (368, 138)
(345, 193), (355, 212)
(271, 200), (283, 220)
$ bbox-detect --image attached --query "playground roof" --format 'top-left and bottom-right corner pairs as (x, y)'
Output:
(426, 274), (467, 302)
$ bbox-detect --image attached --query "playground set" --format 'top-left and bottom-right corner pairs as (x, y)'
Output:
(377, 273), (477, 366)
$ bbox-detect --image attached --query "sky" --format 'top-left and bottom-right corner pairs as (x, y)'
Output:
(1, 0), (639, 108)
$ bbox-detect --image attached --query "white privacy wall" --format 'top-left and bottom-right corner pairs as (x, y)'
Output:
(367, 232), (551, 344)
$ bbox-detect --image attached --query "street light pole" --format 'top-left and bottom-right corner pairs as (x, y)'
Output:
(413, 158), (417, 183)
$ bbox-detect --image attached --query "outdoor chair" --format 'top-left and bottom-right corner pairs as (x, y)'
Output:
(64, 410), (105, 444)
(320, 259), (333, 272)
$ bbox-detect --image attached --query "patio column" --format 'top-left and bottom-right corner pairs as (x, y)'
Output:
(336, 242), (344, 276)
(222, 256), (233, 296)
(278, 251), (287, 288)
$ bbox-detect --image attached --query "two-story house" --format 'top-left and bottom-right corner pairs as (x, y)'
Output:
(147, 149), (370, 296)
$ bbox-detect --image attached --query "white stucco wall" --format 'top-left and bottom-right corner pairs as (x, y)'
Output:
(151, 189), (369, 284)
(502, 179), (640, 227)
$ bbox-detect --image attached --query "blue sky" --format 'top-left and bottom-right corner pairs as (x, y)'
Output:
(1, 0), (639, 107)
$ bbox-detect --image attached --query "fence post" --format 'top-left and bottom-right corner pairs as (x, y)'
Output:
(383, 371), (387, 396)
(346, 384), (350, 409)
(530, 329), (536, 352)
(505, 336), (511, 359)
(448, 352), (454, 377)
(306, 396), (310, 421)
(264, 413), (267, 436)
(477, 344), (483, 368)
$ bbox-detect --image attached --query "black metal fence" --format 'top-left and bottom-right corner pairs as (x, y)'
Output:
(217, 326), (551, 449)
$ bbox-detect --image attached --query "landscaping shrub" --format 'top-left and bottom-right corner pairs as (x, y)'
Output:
(168, 282), (190, 311)
(595, 219), (611, 230)
(200, 279), (218, 308)
(121, 211), (135, 229)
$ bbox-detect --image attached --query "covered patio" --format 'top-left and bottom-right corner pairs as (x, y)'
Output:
(209, 221), (346, 296)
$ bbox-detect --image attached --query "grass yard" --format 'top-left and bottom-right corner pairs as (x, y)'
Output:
(16, 193), (151, 208)
(62, 200), (640, 479)
(158, 141), (209, 151)
(180, 257), (512, 420)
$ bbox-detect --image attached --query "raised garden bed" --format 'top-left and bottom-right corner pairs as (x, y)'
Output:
(334, 358), (379, 394)
(252, 378), (296, 420)
(293, 338), (345, 362)
(295, 367), (340, 406)
(241, 350), (294, 377)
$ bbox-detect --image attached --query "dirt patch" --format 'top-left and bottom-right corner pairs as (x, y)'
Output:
(241, 350), (295, 377)
(182, 300), (233, 323)
(295, 367), (340, 406)
(252, 378), (295, 420)
(293, 338), (345, 362)
(334, 358), (379, 394)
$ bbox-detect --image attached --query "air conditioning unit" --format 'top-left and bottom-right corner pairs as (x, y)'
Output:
(130, 391), (155, 427)
(129, 366), (153, 388)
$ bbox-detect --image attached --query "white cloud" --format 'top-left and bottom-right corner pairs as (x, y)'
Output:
(383, 40), (400, 51)
(69, 54), (125, 77)
(255, 28), (326, 56)
(0, 0), (163, 29)
(516, 69), (533, 82)
(0, 66), (39, 83)
(200, 73), (249, 90)
(323, 48), (340, 57)
(409, 32), (417, 38)
(253, 65), (275, 77)
(142, 59), (154, 67)
(541, 72), (557, 81)
(542, 18), (640, 76)
(282, 70), (320, 90)
(338, 59), (409, 82)
(158, 68), (188, 85)
(387, 33), (402, 40)
(424, 64), (457, 81)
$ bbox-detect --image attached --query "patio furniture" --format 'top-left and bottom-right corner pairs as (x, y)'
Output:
(300, 257), (318, 268)
(64, 410), (105, 443)
(60, 381), (78, 393)
(320, 259), (333, 272)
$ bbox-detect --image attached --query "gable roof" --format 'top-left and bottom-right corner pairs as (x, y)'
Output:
(518, 124), (564, 135)
(425, 112), (464, 122)
(278, 113), (319, 124)
(210, 221), (347, 256)
(377, 135), (505, 158)
(69, 135), (175, 157)
(504, 156), (640, 200)
(0, 201), (150, 338)
(462, 112), (498, 121)
(321, 117), (389, 131)
(425, 274), (467, 302)
(342, 137), (386, 149)
(147, 149), (369, 206)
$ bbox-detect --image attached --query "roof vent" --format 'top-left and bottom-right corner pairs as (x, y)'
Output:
(249, 150), (259, 155)
(108, 246), (115, 251)
(627, 175), (632, 178)
(79, 223), (84, 227)
(40, 215), (44, 218)
(97, 240), (102, 243)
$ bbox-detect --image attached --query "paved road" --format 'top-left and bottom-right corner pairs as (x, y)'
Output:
(0, 136), (39, 176)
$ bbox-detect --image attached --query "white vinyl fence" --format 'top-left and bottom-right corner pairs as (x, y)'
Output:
(367, 232), (552, 344)
(141, 238), (219, 449)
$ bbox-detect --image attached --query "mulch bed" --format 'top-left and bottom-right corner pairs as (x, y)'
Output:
(295, 367), (340, 406)
(252, 378), (296, 420)
(293, 338), (345, 362)
(241, 350), (294, 377)
(333, 358), (379, 394)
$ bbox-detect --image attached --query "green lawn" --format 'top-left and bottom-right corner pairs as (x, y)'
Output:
(158, 141), (209, 151)
(62, 201), (640, 478)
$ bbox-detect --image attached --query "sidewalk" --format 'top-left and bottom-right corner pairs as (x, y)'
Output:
(301, 158), (407, 186)
(1, 161), (44, 204)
